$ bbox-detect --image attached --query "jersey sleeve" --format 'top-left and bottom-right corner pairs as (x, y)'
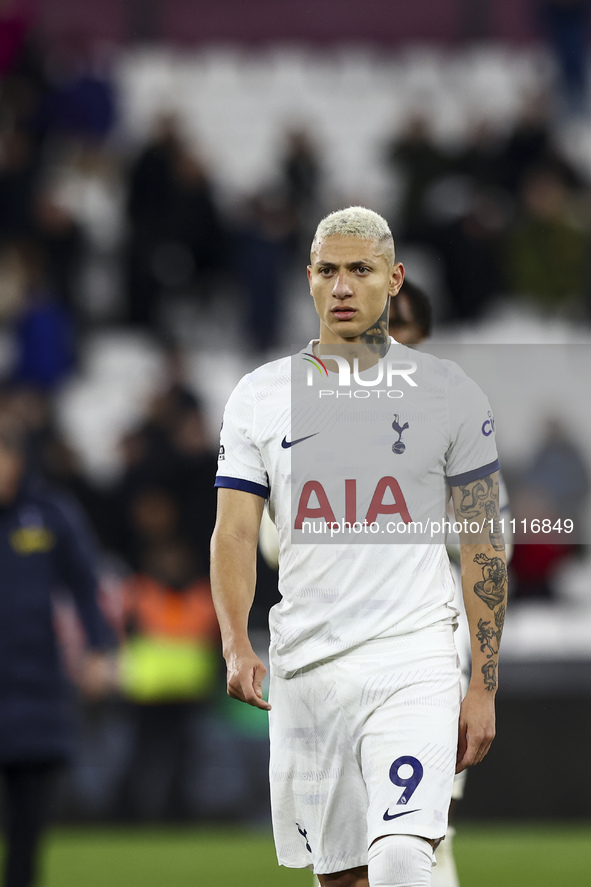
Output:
(445, 363), (500, 486)
(215, 374), (270, 499)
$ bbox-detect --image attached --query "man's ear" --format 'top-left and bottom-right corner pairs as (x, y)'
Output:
(307, 265), (313, 295)
(389, 262), (405, 296)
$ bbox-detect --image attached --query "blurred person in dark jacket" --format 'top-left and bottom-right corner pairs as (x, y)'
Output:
(433, 188), (507, 322)
(125, 116), (226, 326)
(280, 127), (322, 256)
(232, 189), (295, 353)
(384, 113), (453, 243)
(0, 416), (115, 887)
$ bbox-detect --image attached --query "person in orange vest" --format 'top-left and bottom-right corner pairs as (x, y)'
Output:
(117, 539), (220, 820)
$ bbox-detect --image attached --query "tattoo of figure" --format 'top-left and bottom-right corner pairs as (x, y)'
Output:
(482, 660), (497, 692)
(484, 499), (505, 551)
(360, 299), (390, 355)
(494, 604), (506, 647)
(457, 474), (505, 550)
(477, 618), (497, 659)
(473, 552), (507, 610)
(457, 475), (494, 519)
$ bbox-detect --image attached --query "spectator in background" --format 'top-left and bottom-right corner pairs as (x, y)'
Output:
(0, 129), (37, 244)
(280, 127), (322, 256)
(126, 114), (180, 324)
(0, 415), (116, 887)
(35, 41), (117, 144)
(10, 242), (76, 390)
(434, 188), (507, 322)
(385, 113), (452, 242)
(282, 128), (320, 213)
(0, 387), (111, 548)
(115, 485), (182, 573)
(126, 116), (225, 327)
(385, 92), (589, 323)
(165, 144), (225, 297)
(109, 350), (217, 572)
(127, 114), (180, 236)
(538, 0), (590, 117)
(511, 417), (589, 600)
(117, 539), (219, 820)
(504, 162), (591, 315)
(388, 277), (432, 343)
(0, 385), (66, 479)
(32, 188), (84, 315)
(385, 114), (509, 323)
(525, 418), (590, 527)
(232, 189), (295, 353)
(27, 431), (114, 553)
(453, 119), (503, 191)
(497, 92), (557, 194)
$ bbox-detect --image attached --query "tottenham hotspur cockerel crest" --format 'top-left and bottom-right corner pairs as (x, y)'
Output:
(391, 414), (409, 454)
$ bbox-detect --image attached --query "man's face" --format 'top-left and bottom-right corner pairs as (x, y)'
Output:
(307, 235), (404, 345)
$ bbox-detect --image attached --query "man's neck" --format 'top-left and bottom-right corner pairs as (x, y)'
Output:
(315, 299), (390, 369)
(359, 299), (390, 357)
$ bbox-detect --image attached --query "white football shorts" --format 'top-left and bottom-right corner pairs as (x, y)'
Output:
(268, 624), (461, 875)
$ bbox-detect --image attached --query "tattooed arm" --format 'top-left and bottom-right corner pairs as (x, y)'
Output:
(450, 470), (508, 773)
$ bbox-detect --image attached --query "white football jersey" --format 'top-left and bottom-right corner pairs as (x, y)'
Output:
(216, 340), (499, 677)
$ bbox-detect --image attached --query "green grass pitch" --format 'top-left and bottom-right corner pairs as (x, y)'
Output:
(5, 822), (590, 887)
(454, 822), (591, 887)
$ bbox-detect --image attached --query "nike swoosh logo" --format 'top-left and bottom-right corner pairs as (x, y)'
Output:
(383, 808), (420, 821)
(281, 433), (319, 449)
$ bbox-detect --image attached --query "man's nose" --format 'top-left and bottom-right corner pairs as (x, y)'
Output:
(332, 273), (353, 298)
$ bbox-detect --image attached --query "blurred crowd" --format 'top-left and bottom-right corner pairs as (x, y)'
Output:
(387, 97), (591, 322)
(0, 21), (320, 354)
(0, 13), (590, 830)
(2, 15), (591, 357)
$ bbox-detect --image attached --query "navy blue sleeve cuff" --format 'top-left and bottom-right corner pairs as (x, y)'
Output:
(447, 458), (500, 487)
(215, 475), (269, 499)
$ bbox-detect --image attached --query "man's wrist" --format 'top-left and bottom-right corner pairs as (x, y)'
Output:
(468, 675), (498, 698)
(222, 635), (253, 660)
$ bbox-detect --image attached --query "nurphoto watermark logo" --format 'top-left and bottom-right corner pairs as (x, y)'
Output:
(302, 352), (418, 399)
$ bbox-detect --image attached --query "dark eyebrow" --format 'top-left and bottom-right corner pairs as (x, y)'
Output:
(315, 260), (375, 269)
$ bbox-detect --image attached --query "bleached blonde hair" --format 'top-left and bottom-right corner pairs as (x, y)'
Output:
(311, 206), (395, 265)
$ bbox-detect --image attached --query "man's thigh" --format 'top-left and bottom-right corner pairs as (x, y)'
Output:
(269, 628), (461, 875)
(269, 658), (370, 874)
(347, 634), (461, 847)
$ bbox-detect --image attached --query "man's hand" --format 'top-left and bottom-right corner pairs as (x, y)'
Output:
(78, 650), (118, 700)
(456, 686), (495, 773)
(225, 646), (272, 711)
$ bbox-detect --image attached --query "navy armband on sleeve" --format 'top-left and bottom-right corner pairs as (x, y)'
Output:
(215, 476), (269, 499)
(447, 458), (500, 487)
